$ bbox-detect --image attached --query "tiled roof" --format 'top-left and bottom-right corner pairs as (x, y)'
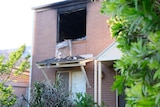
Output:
(37, 56), (85, 66)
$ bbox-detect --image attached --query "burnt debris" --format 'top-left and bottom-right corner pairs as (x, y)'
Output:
(37, 55), (85, 66)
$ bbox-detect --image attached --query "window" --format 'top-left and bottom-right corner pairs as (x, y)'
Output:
(57, 71), (86, 100)
(57, 71), (70, 93)
(57, 7), (86, 42)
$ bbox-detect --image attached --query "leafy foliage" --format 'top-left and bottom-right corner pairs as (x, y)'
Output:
(101, 0), (160, 106)
(0, 83), (16, 107)
(28, 77), (72, 107)
(74, 93), (104, 107)
(0, 45), (30, 107)
(75, 93), (96, 107)
(0, 45), (30, 82)
(26, 77), (105, 107)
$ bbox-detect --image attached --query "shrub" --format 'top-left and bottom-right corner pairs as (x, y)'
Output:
(28, 77), (72, 107)
(74, 92), (104, 107)
(0, 83), (16, 107)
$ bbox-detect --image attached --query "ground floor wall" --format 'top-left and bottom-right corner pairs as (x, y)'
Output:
(101, 64), (116, 107)
(31, 61), (116, 107)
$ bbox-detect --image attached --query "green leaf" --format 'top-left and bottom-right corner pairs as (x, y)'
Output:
(112, 75), (125, 94)
(153, 68), (160, 80)
(101, 0), (160, 106)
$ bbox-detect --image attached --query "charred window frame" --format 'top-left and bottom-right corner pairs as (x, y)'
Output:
(57, 4), (87, 42)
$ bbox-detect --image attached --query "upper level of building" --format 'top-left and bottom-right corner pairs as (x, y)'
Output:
(32, 0), (113, 60)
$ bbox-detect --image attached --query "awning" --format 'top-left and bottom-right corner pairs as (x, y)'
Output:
(36, 55), (93, 88)
(36, 56), (92, 68)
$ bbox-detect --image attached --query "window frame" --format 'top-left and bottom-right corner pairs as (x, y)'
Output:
(57, 4), (87, 43)
(56, 71), (72, 92)
(56, 70), (86, 100)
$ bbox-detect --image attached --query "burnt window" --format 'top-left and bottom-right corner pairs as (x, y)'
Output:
(58, 8), (86, 42)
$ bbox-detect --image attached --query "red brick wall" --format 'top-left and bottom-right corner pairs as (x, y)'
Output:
(32, 9), (57, 84)
(86, 2), (115, 107)
(86, 2), (113, 56)
(71, 1), (114, 56)
(102, 64), (116, 107)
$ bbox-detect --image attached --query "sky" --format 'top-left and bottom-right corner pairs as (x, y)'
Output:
(0, 0), (63, 50)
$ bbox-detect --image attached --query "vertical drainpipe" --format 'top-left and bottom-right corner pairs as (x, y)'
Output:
(98, 61), (102, 106)
(116, 71), (118, 107)
(28, 48), (33, 107)
(94, 60), (97, 103)
(28, 11), (34, 106)
(116, 90), (118, 107)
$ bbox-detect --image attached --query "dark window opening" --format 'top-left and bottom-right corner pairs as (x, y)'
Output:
(58, 9), (86, 42)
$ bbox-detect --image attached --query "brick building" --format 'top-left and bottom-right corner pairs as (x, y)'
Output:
(31, 0), (123, 107)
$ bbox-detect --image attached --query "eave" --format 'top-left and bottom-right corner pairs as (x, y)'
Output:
(96, 42), (122, 62)
(36, 58), (93, 68)
(33, 0), (91, 11)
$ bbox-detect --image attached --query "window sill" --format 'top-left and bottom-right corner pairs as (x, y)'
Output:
(72, 39), (87, 44)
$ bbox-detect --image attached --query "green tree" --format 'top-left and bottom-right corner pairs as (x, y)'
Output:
(0, 45), (30, 107)
(101, 0), (160, 106)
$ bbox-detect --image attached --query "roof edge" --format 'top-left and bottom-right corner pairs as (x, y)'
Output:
(96, 42), (116, 59)
(32, 0), (91, 11)
(95, 42), (122, 61)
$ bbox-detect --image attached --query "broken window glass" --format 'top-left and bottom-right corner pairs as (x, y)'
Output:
(58, 9), (86, 42)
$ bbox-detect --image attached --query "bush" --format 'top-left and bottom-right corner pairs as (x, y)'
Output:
(74, 92), (104, 107)
(0, 83), (16, 107)
(28, 78), (72, 107)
